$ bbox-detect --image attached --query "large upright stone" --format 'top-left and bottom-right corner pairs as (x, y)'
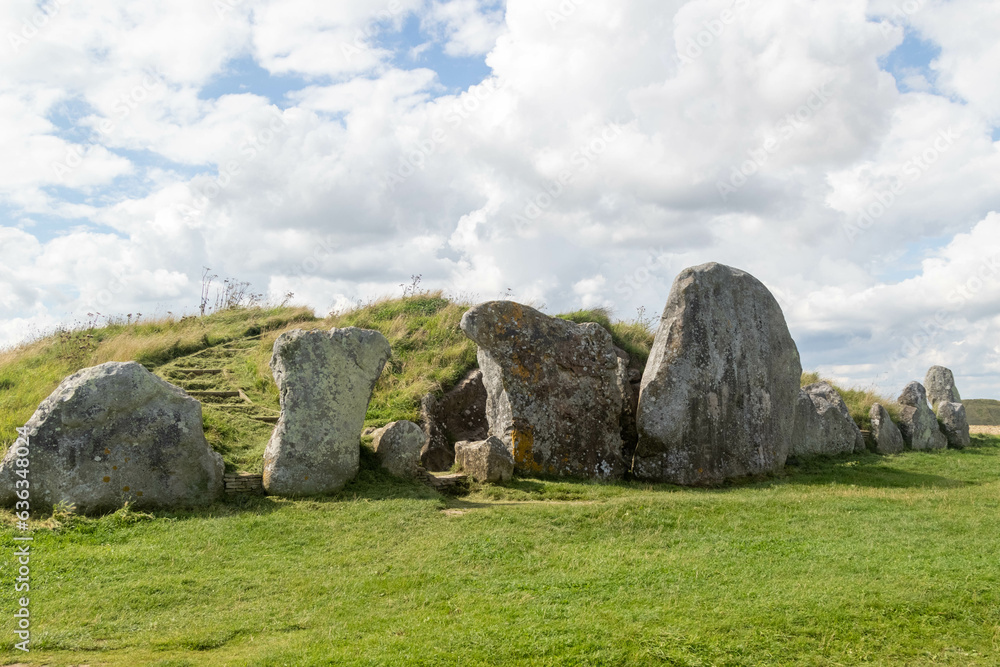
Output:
(419, 369), (489, 472)
(896, 382), (947, 451)
(263, 328), (390, 496)
(0, 362), (224, 513)
(869, 403), (905, 454)
(634, 263), (802, 485)
(925, 366), (961, 410)
(459, 301), (626, 479)
(791, 382), (866, 457)
(936, 401), (970, 449)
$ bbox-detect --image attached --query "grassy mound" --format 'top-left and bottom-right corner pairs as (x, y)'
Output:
(964, 398), (1000, 425)
(801, 371), (903, 430)
(0, 295), (654, 471)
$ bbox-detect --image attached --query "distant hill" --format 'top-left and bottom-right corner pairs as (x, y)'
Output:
(964, 399), (1000, 425)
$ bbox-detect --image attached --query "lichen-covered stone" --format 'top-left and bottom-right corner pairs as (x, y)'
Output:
(896, 382), (947, 451)
(419, 369), (488, 472)
(925, 366), (961, 410)
(455, 436), (514, 483)
(634, 263), (802, 485)
(263, 327), (390, 496)
(373, 420), (425, 478)
(936, 401), (970, 449)
(0, 362), (223, 513)
(791, 382), (866, 458)
(869, 403), (905, 455)
(460, 301), (625, 480)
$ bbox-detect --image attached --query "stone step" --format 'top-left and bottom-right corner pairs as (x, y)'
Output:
(424, 471), (468, 490)
(170, 368), (224, 376)
(187, 390), (241, 398)
(224, 473), (264, 494)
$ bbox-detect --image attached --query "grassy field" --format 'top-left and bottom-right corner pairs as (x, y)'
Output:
(2, 297), (997, 665)
(965, 399), (1000, 426)
(1, 436), (998, 666)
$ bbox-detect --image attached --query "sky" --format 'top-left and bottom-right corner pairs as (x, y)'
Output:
(1, 0), (999, 398)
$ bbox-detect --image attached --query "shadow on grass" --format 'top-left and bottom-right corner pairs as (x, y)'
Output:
(778, 455), (973, 490)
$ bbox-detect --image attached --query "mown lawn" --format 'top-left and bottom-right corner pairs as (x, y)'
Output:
(1, 436), (998, 666)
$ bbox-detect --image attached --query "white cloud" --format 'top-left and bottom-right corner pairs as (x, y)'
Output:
(1, 0), (1000, 400)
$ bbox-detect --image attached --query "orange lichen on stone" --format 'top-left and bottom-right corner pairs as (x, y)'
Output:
(122, 486), (130, 492)
(511, 429), (541, 473)
(103, 476), (110, 483)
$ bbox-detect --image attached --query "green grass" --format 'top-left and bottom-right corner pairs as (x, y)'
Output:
(964, 399), (1000, 425)
(801, 372), (903, 430)
(2, 436), (999, 665)
(556, 307), (655, 366)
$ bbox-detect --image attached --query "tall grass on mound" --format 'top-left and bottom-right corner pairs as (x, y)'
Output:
(556, 307), (655, 366)
(801, 371), (903, 430)
(244, 293), (479, 428)
(0, 306), (316, 452)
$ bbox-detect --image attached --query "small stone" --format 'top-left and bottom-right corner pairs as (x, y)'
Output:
(936, 401), (970, 449)
(896, 382), (948, 451)
(455, 436), (515, 483)
(869, 403), (905, 455)
(372, 421), (425, 479)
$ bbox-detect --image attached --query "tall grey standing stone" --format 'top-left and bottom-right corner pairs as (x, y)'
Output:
(459, 301), (626, 479)
(936, 401), (970, 449)
(455, 436), (515, 483)
(372, 420), (425, 478)
(896, 382), (947, 451)
(0, 362), (224, 514)
(925, 366), (961, 410)
(634, 263), (802, 485)
(869, 403), (905, 454)
(791, 382), (866, 458)
(263, 328), (390, 496)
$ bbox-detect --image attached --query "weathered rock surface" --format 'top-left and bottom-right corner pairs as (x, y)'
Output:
(869, 403), (905, 454)
(373, 420), (425, 478)
(615, 347), (641, 465)
(460, 301), (626, 480)
(925, 366), (961, 410)
(791, 382), (866, 457)
(634, 263), (802, 485)
(0, 362), (223, 513)
(455, 436), (514, 483)
(263, 327), (390, 496)
(936, 401), (970, 449)
(896, 382), (948, 451)
(419, 369), (488, 472)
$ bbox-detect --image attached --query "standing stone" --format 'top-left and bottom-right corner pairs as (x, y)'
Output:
(460, 301), (626, 479)
(455, 436), (515, 483)
(869, 403), (905, 454)
(925, 366), (961, 410)
(263, 328), (390, 496)
(419, 369), (489, 472)
(896, 382), (947, 451)
(791, 382), (866, 457)
(936, 401), (970, 449)
(0, 362), (224, 513)
(373, 420), (425, 478)
(634, 263), (802, 485)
